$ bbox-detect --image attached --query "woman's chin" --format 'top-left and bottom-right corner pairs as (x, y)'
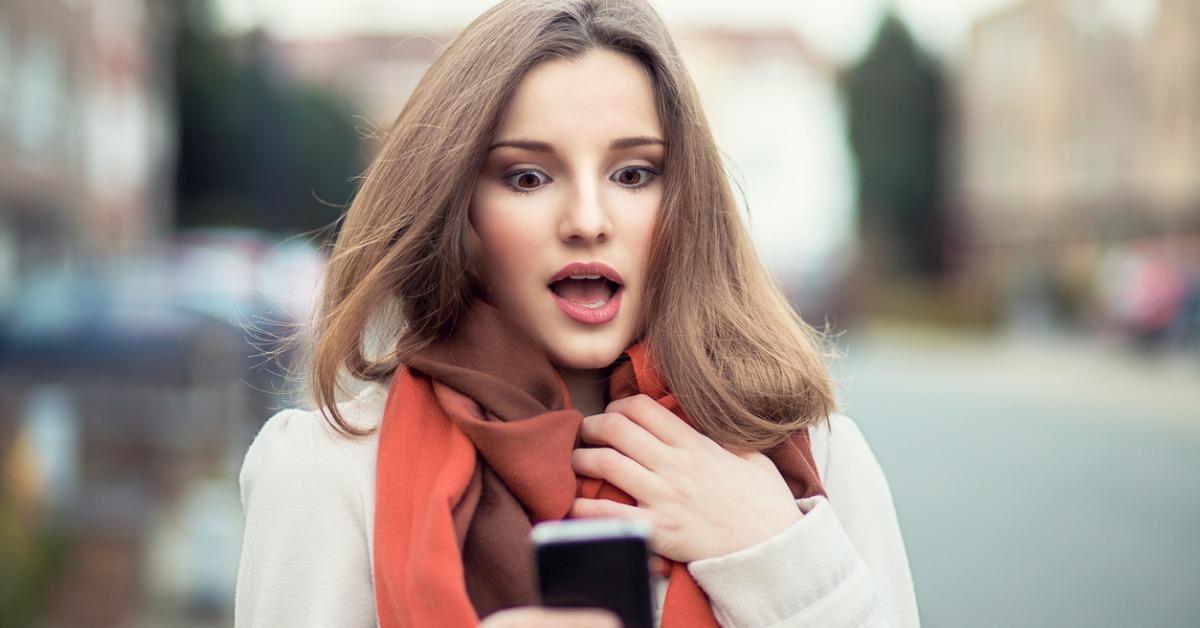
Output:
(546, 340), (628, 371)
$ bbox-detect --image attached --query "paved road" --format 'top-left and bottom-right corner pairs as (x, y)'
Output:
(833, 323), (1200, 628)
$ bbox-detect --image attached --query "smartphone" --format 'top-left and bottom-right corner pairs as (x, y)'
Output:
(531, 517), (656, 628)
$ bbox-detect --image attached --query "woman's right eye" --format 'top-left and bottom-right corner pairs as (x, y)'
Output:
(502, 169), (551, 194)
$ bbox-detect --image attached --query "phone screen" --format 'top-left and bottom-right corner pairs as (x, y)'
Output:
(536, 535), (655, 628)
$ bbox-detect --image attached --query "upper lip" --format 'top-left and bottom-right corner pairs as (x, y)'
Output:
(548, 261), (624, 286)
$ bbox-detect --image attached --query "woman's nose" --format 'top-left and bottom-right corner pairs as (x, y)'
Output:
(558, 181), (612, 245)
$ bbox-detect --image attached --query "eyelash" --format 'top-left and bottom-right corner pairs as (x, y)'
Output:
(501, 166), (661, 196)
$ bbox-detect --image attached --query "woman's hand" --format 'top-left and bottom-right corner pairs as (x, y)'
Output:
(570, 394), (803, 564)
(480, 606), (621, 627)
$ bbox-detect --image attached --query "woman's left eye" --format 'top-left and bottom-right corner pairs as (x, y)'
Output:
(612, 166), (659, 189)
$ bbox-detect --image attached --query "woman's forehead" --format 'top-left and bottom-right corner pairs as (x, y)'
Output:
(494, 48), (663, 146)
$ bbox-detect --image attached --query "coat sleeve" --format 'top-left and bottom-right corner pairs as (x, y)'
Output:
(234, 408), (379, 628)
(685, 413), (920, 628)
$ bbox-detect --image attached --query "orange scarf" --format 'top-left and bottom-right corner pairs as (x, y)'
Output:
(372, 300), (825, 627)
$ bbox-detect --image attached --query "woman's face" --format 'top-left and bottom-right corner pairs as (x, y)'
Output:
(469, 48), (663, 370)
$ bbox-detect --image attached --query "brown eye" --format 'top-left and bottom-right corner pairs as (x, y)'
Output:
(612, 166), (658, 189)
(503, 169), (550, 193)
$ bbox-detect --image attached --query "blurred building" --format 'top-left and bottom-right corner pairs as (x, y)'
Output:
(0, 2), (197, 626)
(0, 0), (175, 303)
(952, 0), (1200, 329)
(673, 27), (858, 315)
(256, 32), (453, 155)
(1142, 0), (1200, 218)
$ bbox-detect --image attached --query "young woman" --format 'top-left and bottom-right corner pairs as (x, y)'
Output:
(234, 1), (920, 627)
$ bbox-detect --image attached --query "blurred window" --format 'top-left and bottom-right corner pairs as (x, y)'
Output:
(0, 10), (11, 121)
(12, 33), (67, 163)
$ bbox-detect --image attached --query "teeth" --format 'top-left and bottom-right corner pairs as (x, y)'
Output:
(568, 274), (603, 280)
(576, 299), (608, 309)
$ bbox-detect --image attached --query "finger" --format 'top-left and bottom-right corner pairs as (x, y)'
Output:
(572, 498), (662, 557)
(570, 496), (650, 524)
(725, 444), (766, 462)
(580, 412), (674, 472)
(535, 608), (621, 628)
(605, 394), (697, 449)
(483, 606), (621, 628)
(649, 555), (668, 576)
(571, 447), (666, 501)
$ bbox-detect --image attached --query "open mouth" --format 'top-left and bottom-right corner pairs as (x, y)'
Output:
(547, 276), (622, 309)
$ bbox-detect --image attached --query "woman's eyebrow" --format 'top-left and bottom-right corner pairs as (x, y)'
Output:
(487, 136), (665, 152)
(609, 136), (665, 149)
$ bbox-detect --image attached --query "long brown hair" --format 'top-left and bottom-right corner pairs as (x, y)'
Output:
(298, 0), (842, 450)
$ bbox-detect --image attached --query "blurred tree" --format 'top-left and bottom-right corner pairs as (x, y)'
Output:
(173, 3), (361, 235)
(843, 12), (947, 279)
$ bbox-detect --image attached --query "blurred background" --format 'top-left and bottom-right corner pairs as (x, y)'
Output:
(0, 0), (1196, 626)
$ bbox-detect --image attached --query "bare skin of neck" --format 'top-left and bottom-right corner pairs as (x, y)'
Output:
(556, 366), (610, 417)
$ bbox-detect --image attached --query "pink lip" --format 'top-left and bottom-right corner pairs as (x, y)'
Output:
(547, 261), (624, 325)
(548, 261), (624, 286)
(551, 285), (623, 324)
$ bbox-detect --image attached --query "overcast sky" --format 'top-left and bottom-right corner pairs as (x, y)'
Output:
(213, 0), (1033, 63)
(215, 0), (1164, 64)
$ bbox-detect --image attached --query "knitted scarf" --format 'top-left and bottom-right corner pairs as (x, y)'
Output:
(372, 299), (826, 627)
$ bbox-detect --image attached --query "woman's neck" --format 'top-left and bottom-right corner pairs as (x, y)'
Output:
(557, 366), (609, 417)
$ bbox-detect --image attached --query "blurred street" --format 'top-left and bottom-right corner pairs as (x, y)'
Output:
(837, 321), (1200, 628)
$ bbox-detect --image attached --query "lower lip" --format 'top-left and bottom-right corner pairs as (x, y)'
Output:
(551, 286), (623, 324)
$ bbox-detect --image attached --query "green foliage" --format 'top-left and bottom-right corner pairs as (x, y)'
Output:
(843, 13), (947, 278)
(173, 8), (362, 235)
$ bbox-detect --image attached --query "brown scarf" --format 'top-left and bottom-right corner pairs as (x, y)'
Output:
(372, 299), (826, 627)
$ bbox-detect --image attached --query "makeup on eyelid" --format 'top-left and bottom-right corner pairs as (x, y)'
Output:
(501, 166), (660, 194)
